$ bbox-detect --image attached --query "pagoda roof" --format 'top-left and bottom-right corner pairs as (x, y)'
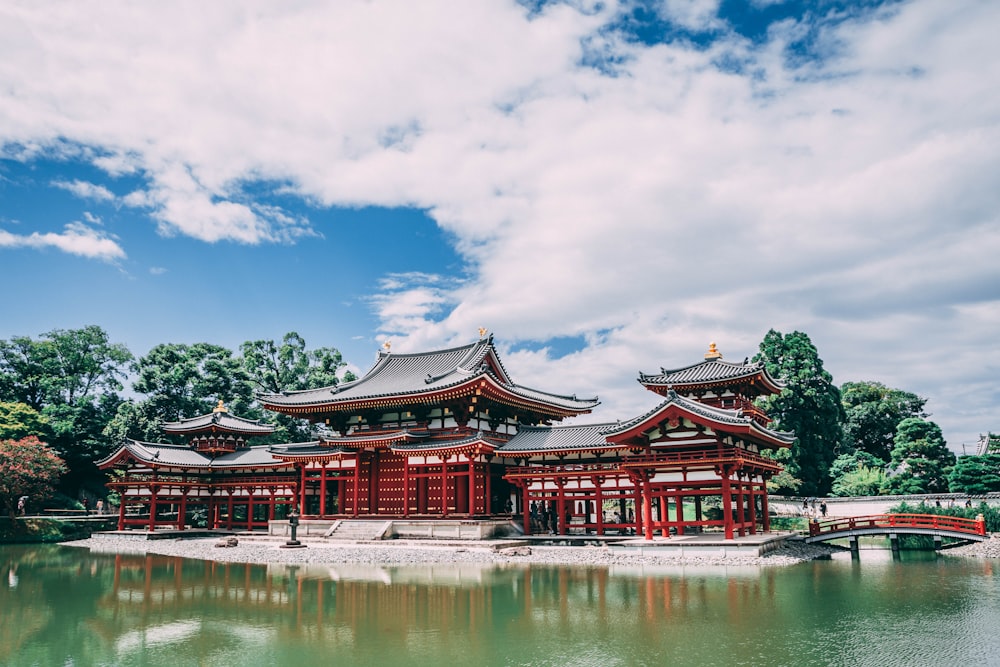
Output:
(97, 440), (293, 470)
(496, 422), (622, 456)
(390, 433), (506, 455)
(260, 334), (598, 416)
(267, 441), (352, 461)
(604, 390), (795, 448)
(161, 402), (276, 436)
(638, 351), (784, 395)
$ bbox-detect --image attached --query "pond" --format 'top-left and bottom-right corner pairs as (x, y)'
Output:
(3, 545), (1000, 666)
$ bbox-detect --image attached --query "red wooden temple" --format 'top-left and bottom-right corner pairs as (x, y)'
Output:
(99, 335), (792, 540)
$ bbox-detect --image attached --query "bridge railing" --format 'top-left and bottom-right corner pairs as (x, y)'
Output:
(808, 513), (986, 537)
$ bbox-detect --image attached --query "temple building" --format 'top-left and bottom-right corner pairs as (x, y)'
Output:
(99, 335), (792, 540)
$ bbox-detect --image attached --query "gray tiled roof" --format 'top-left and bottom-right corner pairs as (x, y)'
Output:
(98, 440), (293, 469)
(162, 410), (275, 435)
(604, 390), (795, 444)
(260, 335), (598, 412)
(498, 422), (620, 453)
(639, 358), (783, 390)
(391, 434), (506, 452)
(267, 441), (352, 458)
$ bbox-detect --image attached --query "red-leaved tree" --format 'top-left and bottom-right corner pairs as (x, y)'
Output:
(0, 436), (66, 519)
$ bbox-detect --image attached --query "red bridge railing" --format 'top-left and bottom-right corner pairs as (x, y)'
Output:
(808, 513), (987, 538)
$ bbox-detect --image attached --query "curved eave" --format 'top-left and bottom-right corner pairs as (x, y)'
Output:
(161, 413), (276, 436)
(261, 371), (597, 418)
(638, 363), (785, 396)
(606, 397), (792, 449)
(270, 448), (354, 462)
(323, 430), (432, 449)
(494, 443), (627, 457)
(96, 444), (135, 469)
(389, 436), (501, 457)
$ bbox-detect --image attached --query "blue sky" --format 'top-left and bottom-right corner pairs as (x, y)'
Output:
(1, 0), (998, 453)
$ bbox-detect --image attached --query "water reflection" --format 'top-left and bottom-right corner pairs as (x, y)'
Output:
(2, 545), (1000, 667)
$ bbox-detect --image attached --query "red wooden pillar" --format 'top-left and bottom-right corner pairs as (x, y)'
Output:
(352, 455), (360, 517)
(247, 489), (255, 531)
(148, 486), (158, 532)
(735, 480), (746, 537)
(467, 455), (476, 516)
(522, 482), (532, 536)
(642, 474), (654, 541)
(761, 482), (771, 532)
(299, 464), (308, 515)
(483, 462), (488, 516)
(441, 455), (449, 517)
(117, 494), (126, 530)
(632, 481), (642, 536)
(747, 479), (757, 535)
(721, 467), (734, 540)
(659, 493), (669, 539)
(403, 457), (410, 518)
(320, 463), (328, 517)
(178, 491), (187, 530)
(557, 479), (566, 535)
(595, 478), (604, 536)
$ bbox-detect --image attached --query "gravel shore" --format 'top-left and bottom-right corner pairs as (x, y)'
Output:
(942, 535), (1000, 558)
(63, 535), (836, 568)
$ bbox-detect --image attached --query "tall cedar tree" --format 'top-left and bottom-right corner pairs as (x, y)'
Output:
(754, 330), (844, 496)
(840, 381), (926, 463)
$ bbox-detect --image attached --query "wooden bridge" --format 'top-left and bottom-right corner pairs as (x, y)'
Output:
(804, 513), (988, 549)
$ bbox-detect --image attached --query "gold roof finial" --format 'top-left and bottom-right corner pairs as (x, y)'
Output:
(704, 342), (723, 360)
(479, 327), (487, 338)
(213, 400), (227, 413)
(383, 340), (392, 352)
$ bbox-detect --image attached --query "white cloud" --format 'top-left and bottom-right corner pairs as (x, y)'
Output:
(0, 222), (125, 261)
(0, 0), (997, 448)
(52, 179), (116, 202)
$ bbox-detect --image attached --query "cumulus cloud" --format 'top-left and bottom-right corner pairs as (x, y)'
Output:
(0, 0), (997, 447)
(0, 222), (125, 261)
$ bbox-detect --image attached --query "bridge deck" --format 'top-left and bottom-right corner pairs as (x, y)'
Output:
(804, 514), (987, 544)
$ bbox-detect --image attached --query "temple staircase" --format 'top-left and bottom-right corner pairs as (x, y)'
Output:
(324, 520), (394, 541)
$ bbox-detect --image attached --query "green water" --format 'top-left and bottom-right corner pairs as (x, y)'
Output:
(3, 545), (999, 667)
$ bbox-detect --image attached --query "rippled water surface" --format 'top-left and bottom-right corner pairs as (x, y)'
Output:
(3, 545), (999, 666)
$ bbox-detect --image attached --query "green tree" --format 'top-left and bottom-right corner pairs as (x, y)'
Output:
(0, 436), (67, 518)
(132, 342), (254, 421)
(0, 326), (131, 409)
(754, 329), (845, 496)
(947, 455), (1000, 494)
(0, 327), (132, 494)
(885, 417), (955, 494)
(240, 332), (355, 394)
(240, 333), (357, 443)
(0, 401), (49, 441)
(840, 381), (926, 462)
(832, 465), (888, 497)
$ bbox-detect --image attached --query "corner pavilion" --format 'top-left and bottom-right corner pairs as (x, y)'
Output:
(98, 335), (793, 540)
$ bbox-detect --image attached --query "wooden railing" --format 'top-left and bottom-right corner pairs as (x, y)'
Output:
(808, 513), (987, 537)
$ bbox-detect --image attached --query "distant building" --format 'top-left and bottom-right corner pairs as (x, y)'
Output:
(975, 433), (1000, 456)
(99, 335), (792, 540)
